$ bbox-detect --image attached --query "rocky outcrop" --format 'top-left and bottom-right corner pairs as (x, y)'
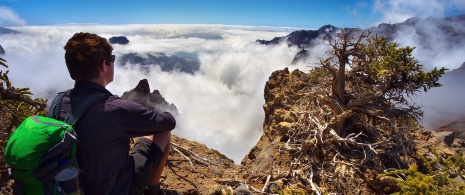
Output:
(121, 79), (178, 114)
(109, 36), (129, 45)
(0, 45), (4, 55)
(239, 68), (465, 194)
(119, 52), (200, 74)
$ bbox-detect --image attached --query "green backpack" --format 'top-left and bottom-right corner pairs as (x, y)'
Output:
(3, 91), (106, 195)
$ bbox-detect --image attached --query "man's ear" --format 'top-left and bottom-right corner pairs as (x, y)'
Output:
(101, 60), (107, 72)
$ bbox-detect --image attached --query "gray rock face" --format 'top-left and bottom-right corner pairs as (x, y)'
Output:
(0, 45), (5, 55)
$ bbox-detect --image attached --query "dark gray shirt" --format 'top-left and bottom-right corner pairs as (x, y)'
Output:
(55, 81), (176, 195)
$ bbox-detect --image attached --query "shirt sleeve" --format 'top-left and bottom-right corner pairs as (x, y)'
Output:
(107, 97), (176, 138)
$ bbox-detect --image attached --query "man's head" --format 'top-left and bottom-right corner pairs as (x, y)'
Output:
(64, 32), (114, 83)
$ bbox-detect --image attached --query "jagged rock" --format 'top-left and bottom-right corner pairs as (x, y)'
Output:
(121, 79), (178, 114)
(0, 45), (4, 55)
(109, 36), (129, 45)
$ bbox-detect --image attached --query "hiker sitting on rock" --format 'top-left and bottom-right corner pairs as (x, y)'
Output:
(59, 32), (176, 195)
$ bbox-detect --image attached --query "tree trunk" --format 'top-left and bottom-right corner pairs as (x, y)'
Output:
(331, 57), (347, 135)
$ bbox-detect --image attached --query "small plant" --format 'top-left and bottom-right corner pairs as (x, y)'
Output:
(381, 150), (465, 194)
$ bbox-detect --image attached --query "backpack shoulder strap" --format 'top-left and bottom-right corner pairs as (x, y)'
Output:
(48, 90), (108, 126)
(66, 92), (107, 126)
(48, 90), (67, 119)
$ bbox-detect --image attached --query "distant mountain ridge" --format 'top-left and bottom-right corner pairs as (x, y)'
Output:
(369, 14), (465, 49)
(118, 52), (200, 74)
(0, 27), (18, 35)
(257, 14), (465, 64)
(256, 24), (339, 48)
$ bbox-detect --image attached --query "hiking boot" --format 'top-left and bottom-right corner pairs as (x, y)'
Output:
(143, 183), (179, 195)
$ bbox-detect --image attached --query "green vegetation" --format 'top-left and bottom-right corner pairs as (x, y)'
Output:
(0, 58), (47, 134)
(381, 150), (465, 194)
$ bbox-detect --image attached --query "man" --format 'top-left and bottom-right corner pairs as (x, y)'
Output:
(57, 32), (176, 195)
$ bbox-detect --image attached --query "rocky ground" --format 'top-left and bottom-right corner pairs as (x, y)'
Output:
(1, 74), (464, 194)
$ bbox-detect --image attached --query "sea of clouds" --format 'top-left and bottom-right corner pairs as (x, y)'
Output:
(1, 0), (465, 163)
(2, 21), (465, 163)
(0, 24), (311, 163)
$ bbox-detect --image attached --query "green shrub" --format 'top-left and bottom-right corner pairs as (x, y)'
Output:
(381, 150), (465, 194)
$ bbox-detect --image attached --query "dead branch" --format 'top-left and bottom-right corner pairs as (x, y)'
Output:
(171, 142), (215, 166)
(172, 146), (194, 167)
(250, 186), (267, 194)
(307, 152), (321, 195)
(261, 174), (271, 192)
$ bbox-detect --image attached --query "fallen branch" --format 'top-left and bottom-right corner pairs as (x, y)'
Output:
(172, 146), (193, 167)
(261, 174), (271, 192)
(171, 142), (215, 166)
(307, 152), (321, 195)
(250, 186), (267, 194)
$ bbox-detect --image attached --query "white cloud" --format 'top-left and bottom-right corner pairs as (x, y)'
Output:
(372, 0), (465, 25)
(0, 24), (303, 163)
(0, 6), (26, 26)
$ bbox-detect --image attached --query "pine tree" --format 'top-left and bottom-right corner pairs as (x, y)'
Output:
(289, 29), (447, 193)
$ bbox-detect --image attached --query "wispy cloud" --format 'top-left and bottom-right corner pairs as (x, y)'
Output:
(372, 0), (465, 25)
(0, 6), (26, 26)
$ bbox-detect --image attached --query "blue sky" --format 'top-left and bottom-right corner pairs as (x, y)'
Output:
(1, 0), (465, 28)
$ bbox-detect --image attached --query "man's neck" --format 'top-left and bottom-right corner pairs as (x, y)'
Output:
(90, 78), (108, 88)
